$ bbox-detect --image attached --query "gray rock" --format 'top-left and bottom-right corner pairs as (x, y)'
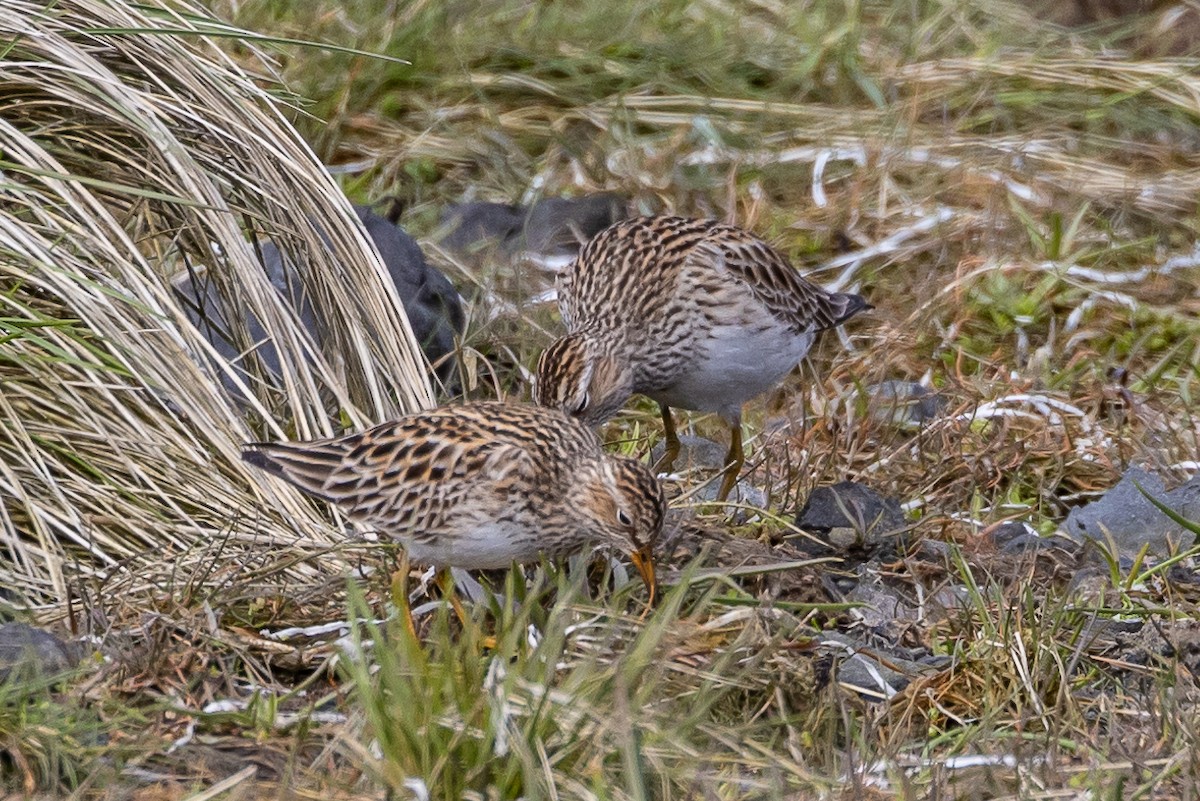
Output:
(177, 206), (463, 398)
(523, 195), (626, 254)
(437, 194), (626, 256)
(863, 380), (944, 430)
(990, 520), (1038, 549)
(687, 480), (768, 507)
(0, 623), (79, 682)
(836, 652), (912, 696)
(436, 201), (526, 252)
(1167, 564), (1200, 588)
(845, 577), (912, 629)
(649, 434), (767, 506)
(818, 630), (933, 697)
(915, 539), (952, 561)
(927, 585), (972, 617)
(992, 521), (1079, 555)
(795, 481), (906, 551)
(649, 434), (728, 472)
(357, 207), (464, 368)
(1062, 467), (1200, 557)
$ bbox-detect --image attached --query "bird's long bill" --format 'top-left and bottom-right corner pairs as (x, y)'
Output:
(630, 546), (657, 610)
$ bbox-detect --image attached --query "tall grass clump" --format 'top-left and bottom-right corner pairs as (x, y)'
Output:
(0, 0), (433, 613)
(340, 565), (850, 800)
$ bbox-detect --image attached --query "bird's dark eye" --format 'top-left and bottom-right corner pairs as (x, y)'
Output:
(617, 509), (633, 527)
(573, 393), (590, 415)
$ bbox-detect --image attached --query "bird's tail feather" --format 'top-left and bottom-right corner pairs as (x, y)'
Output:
(832, 292), (872, 326)
(241, 441), (349, 502)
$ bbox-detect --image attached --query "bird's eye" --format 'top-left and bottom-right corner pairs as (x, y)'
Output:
(617, 509), (633, 527)
(573, 393), (590, 415)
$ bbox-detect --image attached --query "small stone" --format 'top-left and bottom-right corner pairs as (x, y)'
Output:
(863, 381), (944, 430)
(795, 481), (906, 551)
(928, 586), (972, 616)
(836, 652), (912, 696)
(845, 578), (912, 628)
(649, 434), (728, 472)
(991, 521), (1079, 555)
(0, 623), (79, 682)
(690, 482), (769, 507)
(913, 538), (952, 560)
(1167, 565), (1200, 587)
(437, 194), (626, 256)
(991, 520), (1036, 548)
(1062, 467), (1200, 558)
(826, 527), (860, 548)
(649, 435), (767, 507)
(818, 630), (937, 698)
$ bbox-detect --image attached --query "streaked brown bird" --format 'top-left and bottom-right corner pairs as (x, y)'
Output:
(241, 402), (664, 599)
(535, 216), (869, 501)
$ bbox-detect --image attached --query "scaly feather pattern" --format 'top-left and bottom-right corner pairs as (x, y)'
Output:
(243, 402), (665, 572)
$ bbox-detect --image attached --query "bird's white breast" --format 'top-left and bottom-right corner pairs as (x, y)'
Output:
(648, 323), (814, 419)
(400, 518), (540, 569)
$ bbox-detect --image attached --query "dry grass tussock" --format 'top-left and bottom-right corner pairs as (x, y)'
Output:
(0, 0), (432, 613)
(5, 0), (1200, 798)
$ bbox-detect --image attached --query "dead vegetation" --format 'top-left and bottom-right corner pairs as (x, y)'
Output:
(2, 0), (1200, 798)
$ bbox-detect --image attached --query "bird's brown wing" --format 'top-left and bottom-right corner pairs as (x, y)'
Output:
(698, 231), (867, 335)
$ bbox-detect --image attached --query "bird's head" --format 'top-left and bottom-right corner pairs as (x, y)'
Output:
(534, 333), (633, 425)
(568, 452), (665, 599)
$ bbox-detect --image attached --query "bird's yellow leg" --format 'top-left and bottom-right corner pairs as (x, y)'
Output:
(654, 404), (682, 474)
(437, 568), (470, 627)
(391, 550), (417, 641)
(716, 422), (744, 502)
(439, 569), (499, 649)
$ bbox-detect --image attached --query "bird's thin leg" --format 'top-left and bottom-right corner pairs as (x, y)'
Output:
(654, 403), (682, 474)
(437, 568), (470, 627)
(440, 568), (499, 649)
(716, 414), (744, 502)
(392, 549), (416, 640)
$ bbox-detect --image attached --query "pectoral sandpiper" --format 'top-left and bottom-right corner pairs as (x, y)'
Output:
(535, 216), (869, 501)
(242, 402), (664, 602)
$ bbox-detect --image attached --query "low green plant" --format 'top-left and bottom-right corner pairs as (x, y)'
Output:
(0, 663), (142, 793)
